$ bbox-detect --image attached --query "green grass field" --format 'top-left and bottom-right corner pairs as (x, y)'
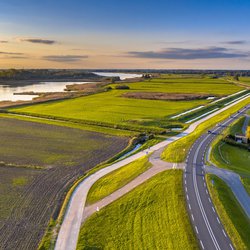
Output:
(8, 77), (243, 132)
(211, 141), (250, 176)
(77, 170), (198, 250)
(240, 77), (250, 86)
(87, 156), (151, 204)
(125, 77), (242, 95)
(207, 174), (250, 249)
(161, 97), (250, 162)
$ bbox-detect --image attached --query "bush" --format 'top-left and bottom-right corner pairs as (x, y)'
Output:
(115, 85), (130, 90)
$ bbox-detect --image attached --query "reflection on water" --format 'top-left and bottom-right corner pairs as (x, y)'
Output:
(93, 72), (142, 80)
(0, 81), (89, 102)
(0, 73), (141, 102)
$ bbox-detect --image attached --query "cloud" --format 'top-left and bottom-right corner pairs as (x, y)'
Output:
(223, 40), (248, 45)
(0, 40), (8, 43)
(127, 47), (248, 60)
(0, 51), (24, 55)
(42, 55), (88, 62)
(20, 38), (57, 45)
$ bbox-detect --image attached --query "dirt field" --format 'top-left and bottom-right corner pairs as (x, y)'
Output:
(0, 117), (128, 250)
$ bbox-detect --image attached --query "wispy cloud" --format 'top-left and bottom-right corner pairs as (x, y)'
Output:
(127, 47), (248, 60)
(20, 38), (57, 45)
(223, 40), (248, 45)
(0, 51), (24, 55)
(42, 55), (88, 62)
(0, 40), (8, 43)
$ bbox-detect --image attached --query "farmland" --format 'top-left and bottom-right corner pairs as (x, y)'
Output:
(8, 77), (243, 132)
(0, 117), (128, 250)
(77, 170), (198, 249)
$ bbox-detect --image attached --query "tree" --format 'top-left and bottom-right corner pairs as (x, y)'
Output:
(233, 74), (239, 81)
(246, 126), (250, 141)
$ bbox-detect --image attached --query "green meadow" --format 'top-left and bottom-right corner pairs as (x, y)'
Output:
(77, 170), (198, 250)
(9, 77), (243, 132)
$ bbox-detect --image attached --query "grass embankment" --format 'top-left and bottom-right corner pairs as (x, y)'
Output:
(161, 97), (250, 162)
(87, 156), (151, 204)
(77, 170), (198, 250)
(206, 174), (250, 249)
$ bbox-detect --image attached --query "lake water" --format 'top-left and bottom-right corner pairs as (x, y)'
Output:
(0, 72), (141, 102)
(93, 72), (142, 80)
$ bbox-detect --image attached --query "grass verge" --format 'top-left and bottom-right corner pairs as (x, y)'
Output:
(206, 174), (250, 249)
(77, 170), (198, 250)
(87, 156), (151, 205)
(161, 97), (250, 162)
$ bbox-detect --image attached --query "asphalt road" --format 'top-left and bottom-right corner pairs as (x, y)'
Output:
(185, 105), (250, 250)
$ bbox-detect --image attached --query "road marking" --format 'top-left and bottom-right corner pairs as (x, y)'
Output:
(191, 214), (194, 221)
(185, 180), (186, 185)
(217, 217), (221, 224)
(212, 207), (215, 213)
(204, 183), (206, 187)
(193, 135), (221, 250)
(208, 198), (211, 203)
(229, 243), (234, 250)
(188, 204), (191, 210)
(222, 229), (227, 237)
(185, 174), (186, 179)
(200, 240), (205, 250)
(195, 226), (199, 234)
(185, 187), (187, 192)
(187, 195), (189, 200)
(202, 176), (205, 180)
(206, 190), (208, 194)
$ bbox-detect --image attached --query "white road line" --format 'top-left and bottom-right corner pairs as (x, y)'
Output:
(195, 226), (199, 234)
(217, 217), (221, 224)
(200, 240), (205, 250)
(206, 190), (208, 194)
(212, 207), (215, 213)
(185, 180), (186, 185)
(222, 229), (227, 237)
(208, 198), (211, 203)
(202, 176), (205, 180)
(185, 187), (188, 192)
(191, 214), (194, 221)
(187, 195), (189, 200)
(229, 243), (234, 250)
(189, 204), (191, 210)
(193, 135), (221, 250)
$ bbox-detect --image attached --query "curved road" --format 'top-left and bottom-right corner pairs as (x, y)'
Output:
(185, 105), (249, 250)
(55, 96), (249, 250)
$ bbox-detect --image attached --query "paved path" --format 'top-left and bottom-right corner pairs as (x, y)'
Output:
(82, 148), (184, 223)
(184, 105), (249, 250)
(205, 165), (250, 218)
(55, 96), (250, 250)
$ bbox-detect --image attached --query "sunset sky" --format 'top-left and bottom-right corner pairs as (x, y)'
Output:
(1, 0), (250, 69)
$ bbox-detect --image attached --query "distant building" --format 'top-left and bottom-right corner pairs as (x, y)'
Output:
(235, 134), (248, 144)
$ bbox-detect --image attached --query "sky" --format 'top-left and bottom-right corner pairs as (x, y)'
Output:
(0, 0), (250, 69)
